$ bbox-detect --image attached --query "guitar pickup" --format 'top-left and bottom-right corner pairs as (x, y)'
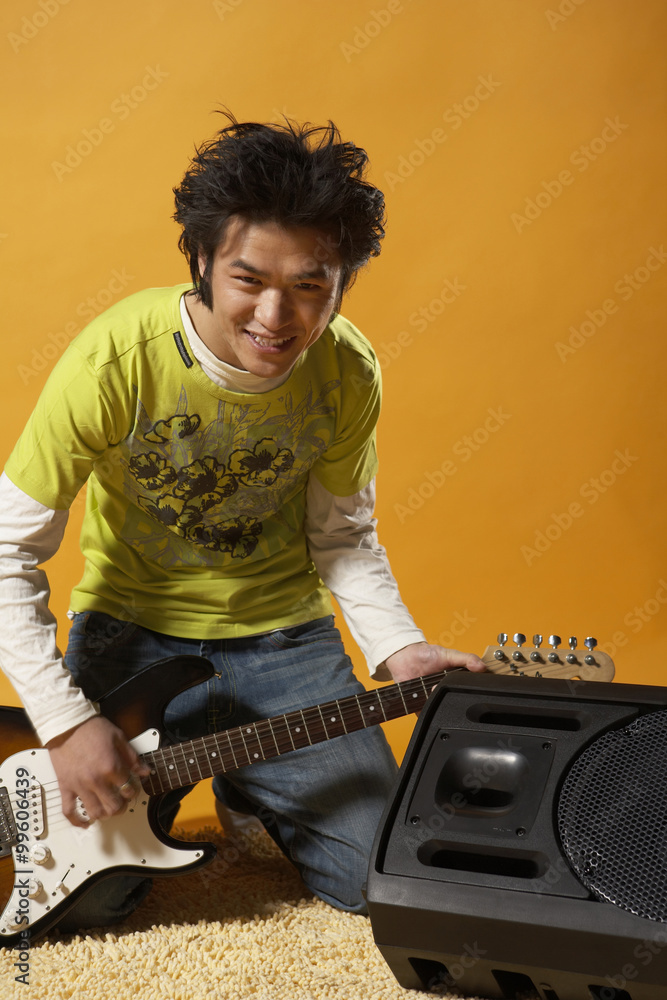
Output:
(24, 779), (45, 839)
(0, 787), (18, 858)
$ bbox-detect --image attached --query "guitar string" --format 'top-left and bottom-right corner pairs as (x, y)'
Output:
(9, 675), (437, 817)
(7, 663), (592, 846)
(10, 662), (553, 805)
(11, 662), (590, 803)
(19, 667), (531, 829)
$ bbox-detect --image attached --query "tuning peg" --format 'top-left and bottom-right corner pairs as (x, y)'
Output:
(533, 634), (543, 647)
(512, 633), (526, 662)
(568, 636), (577, 649)
(548, 634), (561, 663)
(584, 636), (598, 665)
(494, 632), (509, 660)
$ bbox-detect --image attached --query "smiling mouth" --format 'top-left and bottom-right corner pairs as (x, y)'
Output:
(246, 331), (295, 348)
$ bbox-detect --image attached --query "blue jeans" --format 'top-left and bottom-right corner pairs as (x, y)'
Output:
(55, 612), (398, 931)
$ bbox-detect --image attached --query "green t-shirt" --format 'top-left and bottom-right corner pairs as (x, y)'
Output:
(6, 285), (381, 638)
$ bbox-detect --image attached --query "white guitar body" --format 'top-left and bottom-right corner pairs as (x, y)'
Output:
(0, 728), (208, 939)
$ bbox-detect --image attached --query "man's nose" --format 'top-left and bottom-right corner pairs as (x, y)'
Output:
(254, 289), (293, 330)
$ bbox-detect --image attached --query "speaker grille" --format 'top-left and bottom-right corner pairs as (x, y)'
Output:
(558, 710), (667, 921)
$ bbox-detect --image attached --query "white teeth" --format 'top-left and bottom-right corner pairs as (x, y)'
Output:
(249, 334), (291, 347)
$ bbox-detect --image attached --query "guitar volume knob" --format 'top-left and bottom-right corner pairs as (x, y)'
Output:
(28, 879), (44, 899)
(29, 844), (51, 865)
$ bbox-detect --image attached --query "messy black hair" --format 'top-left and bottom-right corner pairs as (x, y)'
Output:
(173, 112), (385, 309)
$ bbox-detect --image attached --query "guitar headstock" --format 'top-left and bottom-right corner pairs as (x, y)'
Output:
(481, 633), (615, 682)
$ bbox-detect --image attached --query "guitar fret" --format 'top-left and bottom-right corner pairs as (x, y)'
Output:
(360, 690), (381, 722)
(221, 729), (240, 770)
(378, 684), (412, 722)
(199, 732), (227, 777)
(282, 708), (312, 749)
(263, 714), (292, 756)
(174, 742), (190, 785)
(139, 670), (450, 795)
(260, 718), (283, 758)
(142, 752), (159, 794)
(210, 732), (228, 770)
(265, 718), (281, 756)
(316, 700), (347, 739)
(343, 693), (366, 731)
(316, 704), (328, 738)
(183, 740), (204, 782)
(375, 689), (388, 722)
(284, 715), (296, 750)
(396, 684), (409, 714)
(303, 705), (327, 744)
(234, 728), (255, 767)
(160, 746), (178, 789)
(297, 708), (313, 745)
(242, 724), (265, 763)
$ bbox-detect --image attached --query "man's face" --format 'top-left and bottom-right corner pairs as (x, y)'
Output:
(193, 216), (343, 378)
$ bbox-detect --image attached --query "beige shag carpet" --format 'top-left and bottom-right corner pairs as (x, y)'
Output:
(0, 825), (486, 1000)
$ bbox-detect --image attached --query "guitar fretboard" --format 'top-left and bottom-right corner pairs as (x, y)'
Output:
(141, 670), (445, 796)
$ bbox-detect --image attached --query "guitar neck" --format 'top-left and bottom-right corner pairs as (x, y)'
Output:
(140, 637), (615, 797)
(141, 670), (445, 796)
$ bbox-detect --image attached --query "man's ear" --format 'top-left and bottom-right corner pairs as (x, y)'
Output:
(198, 253), (207, 280)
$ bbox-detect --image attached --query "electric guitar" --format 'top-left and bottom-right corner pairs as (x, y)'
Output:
(0, 633), (614, 944)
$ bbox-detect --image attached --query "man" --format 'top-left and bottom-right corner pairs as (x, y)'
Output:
(0, 115), (484, 929)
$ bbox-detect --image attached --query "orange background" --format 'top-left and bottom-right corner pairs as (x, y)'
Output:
(0, 0), (665, 824)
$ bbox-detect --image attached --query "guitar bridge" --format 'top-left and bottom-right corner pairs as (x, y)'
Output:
(0, 787), (17, 858)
